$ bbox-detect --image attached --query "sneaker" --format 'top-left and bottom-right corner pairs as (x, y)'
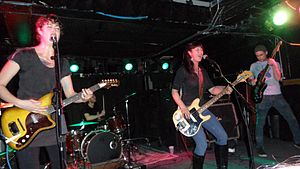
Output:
(256, 148), (267, 158)
(294, 143), (300, 149)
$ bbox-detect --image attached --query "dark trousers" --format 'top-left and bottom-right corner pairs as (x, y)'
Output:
(16, 145), (64, 169)
(256, 94), (300, 148)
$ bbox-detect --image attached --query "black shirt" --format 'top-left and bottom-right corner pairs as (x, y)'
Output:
(172, 66), (214, 106)
(10, 47), (70, 147)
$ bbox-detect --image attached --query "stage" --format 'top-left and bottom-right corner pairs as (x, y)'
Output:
(78, 137), (300, 169)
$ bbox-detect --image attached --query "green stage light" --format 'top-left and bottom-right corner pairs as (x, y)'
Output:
(125, 63), (133, 71)
(70, 64), (79, 73)
(273, 10), (289, 26)
(162, 62), (169, 70)
(17, 22), (31, 46)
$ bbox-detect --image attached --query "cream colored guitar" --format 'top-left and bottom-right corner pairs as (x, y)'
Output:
(172, 71), (252, 137)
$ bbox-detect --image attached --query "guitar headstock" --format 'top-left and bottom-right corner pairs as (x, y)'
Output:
(100, 79), (120, 89)
(236, 71), (253, 83)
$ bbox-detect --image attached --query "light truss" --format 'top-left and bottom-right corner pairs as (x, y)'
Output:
(172, 0), (223, 8)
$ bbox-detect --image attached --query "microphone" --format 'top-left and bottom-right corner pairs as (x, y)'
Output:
(202, 54), (220, 73)
(203, 54), (214, 63)
(202, 54), (209, 60)
(50, 35), (57, 43)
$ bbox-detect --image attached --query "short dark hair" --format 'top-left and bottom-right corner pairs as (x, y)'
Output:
(35, 14), (63, 42)
(254, 45), (267, 53)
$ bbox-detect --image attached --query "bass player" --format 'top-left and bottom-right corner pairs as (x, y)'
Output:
(171, 41), (232, 169)
(249, 44), (300, 158)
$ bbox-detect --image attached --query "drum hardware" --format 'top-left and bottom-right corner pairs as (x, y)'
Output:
(96, 124), (109, 131)
(107, 115), (126, 134)
(116, 93), (149, 169)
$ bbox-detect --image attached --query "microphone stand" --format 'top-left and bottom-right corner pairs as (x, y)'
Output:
(208, 59), (255, 169)
(52, 37), (66, 169)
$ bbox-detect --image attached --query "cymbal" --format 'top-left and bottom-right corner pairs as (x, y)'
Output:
(0, 102), (13, 108)
(69, 121), (99, 127)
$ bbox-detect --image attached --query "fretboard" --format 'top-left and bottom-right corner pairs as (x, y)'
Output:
(196, 78), (240, 114)
(47, 83), (104, 114)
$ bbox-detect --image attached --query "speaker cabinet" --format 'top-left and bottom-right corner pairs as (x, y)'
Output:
(206, 102), (240, 143)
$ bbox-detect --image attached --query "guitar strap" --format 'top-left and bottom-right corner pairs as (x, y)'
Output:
(198, 68), (204, 100)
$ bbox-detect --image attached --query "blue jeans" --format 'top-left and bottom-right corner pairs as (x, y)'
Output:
(256, 94), (300, 149)
(192, 109), (228, 156)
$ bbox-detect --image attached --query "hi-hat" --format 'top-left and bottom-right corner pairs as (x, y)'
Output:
(0, 102), (13, 108)
(69, 121), (98, 127)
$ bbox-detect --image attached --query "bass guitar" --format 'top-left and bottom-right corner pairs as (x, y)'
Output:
(1, 79), (120, 150)
(252, 41), (282, 103)
(172, 71), (252, 137)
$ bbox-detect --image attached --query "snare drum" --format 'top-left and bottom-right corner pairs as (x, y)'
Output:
(80, 130), (122, 164)
(107, 115), (125, 133)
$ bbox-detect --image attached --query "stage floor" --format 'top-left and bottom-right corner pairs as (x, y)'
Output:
(0, 137), (299, 169)
(119, 137), (300, 169)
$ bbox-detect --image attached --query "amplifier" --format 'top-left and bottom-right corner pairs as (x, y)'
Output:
(206, 102), (240, 143)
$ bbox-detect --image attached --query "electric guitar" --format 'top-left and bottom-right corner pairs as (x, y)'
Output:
(173, 71), (253, 137)
(252, 41), (282, 103)
(1, 79), (120, 150)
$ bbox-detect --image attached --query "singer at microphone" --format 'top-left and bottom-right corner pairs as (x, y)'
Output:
(51, 35), (57, 43)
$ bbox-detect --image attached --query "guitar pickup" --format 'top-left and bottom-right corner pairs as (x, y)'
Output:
(189, 108), (198, 122)
(8, 122), (20, 136)
(177, 122), (186, 130)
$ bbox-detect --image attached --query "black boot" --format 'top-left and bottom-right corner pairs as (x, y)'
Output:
(193, 153), (204, 169)
(214, 144), (228, 169)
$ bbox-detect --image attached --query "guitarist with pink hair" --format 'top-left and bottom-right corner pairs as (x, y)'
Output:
(0, 14), (93, 169)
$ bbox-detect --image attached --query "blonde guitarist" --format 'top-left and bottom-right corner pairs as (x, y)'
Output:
(171, 41), (232, 169)
(0, 14), (93, 169)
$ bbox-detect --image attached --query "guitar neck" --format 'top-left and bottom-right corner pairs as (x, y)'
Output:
(47, 83), (102, 114)
(196, 79), (240, 114)
(196, 88), (227, 114)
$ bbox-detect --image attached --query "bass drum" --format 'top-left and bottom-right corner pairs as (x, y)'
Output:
(81, 130), (122, 164)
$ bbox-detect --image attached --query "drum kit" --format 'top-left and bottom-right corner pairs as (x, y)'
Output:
(0, 95), (146, 169)
(66, 93), (148, 169)
(66, 114), (128, 168)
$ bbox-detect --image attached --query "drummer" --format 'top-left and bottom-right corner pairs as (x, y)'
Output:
(83, 94), (105, 122)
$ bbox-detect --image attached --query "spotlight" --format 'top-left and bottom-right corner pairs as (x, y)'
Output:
(162, 62), (169, 70)
(273, 10), (289, 25)
(125, 63), (133, 71)
(70, 64), (79, 72)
